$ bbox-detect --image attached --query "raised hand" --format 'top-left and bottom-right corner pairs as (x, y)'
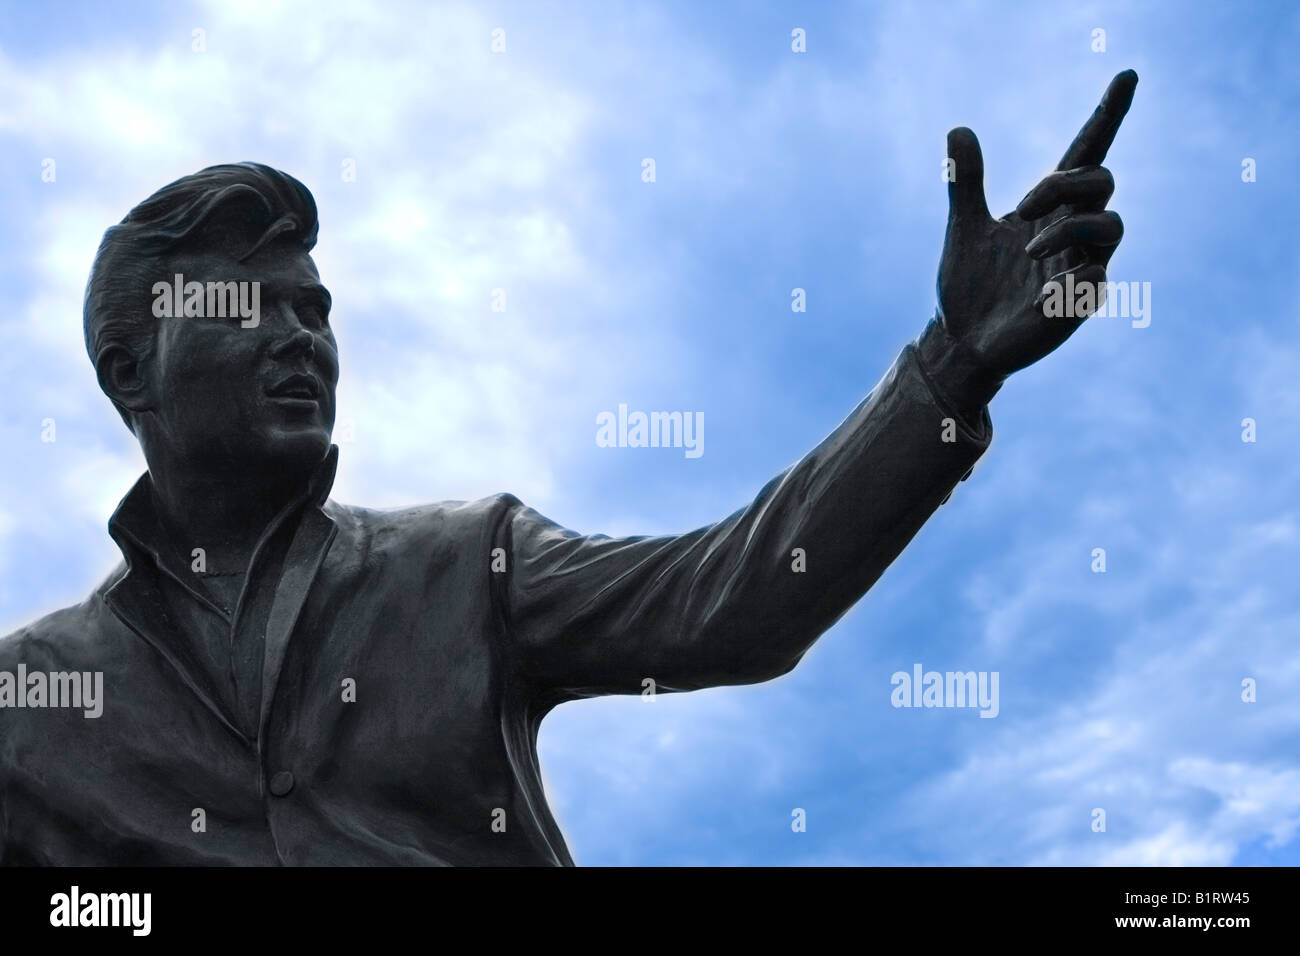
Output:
(936, 70), (1138, 378)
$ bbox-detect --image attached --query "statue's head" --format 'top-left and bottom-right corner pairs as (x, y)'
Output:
(84, 163), (338, 481)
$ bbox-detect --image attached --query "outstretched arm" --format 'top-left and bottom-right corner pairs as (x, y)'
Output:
(498, 339), (991, 701)
(496, 71), (1137, 704)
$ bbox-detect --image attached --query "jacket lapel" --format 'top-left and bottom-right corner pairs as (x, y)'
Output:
(257, 481), (339, 745)
(103, 565), (247, 743)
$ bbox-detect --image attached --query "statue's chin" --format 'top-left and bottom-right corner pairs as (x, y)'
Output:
(262, 430), (333, 469)
(209, 424), (333, 489)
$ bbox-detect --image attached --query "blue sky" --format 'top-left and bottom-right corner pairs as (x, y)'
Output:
(2, 0), (1298, 865)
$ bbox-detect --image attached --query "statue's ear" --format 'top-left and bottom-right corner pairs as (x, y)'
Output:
(96, 345), (153, 417)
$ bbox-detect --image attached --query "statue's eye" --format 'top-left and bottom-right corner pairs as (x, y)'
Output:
(297, 298), (330, 329)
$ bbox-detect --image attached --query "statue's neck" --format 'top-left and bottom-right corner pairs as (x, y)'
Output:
(145, 456), (312, 575)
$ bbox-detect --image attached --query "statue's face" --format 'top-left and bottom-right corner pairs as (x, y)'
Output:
(144, 241), (339, 474)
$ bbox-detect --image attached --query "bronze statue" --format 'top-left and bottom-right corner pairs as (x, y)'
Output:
(0, 71), (1137, 865)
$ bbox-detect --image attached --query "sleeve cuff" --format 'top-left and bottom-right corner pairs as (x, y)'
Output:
(912, 315), (1001, 447)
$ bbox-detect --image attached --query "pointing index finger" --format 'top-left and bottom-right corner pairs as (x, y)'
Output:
(1057, 69), (1138, 171)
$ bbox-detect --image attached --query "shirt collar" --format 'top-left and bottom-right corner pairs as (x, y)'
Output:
(108, 444), (339, 595)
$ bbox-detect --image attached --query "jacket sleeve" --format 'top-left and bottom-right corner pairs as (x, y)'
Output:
(496, 340), (992, 701)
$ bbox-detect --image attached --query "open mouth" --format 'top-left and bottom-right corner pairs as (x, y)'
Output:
(266, 373), (321, 401)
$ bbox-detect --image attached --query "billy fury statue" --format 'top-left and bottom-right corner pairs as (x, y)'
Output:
(0, 72), (1138, 865)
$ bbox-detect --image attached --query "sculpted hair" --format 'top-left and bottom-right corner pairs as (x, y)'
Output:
(82, 162), (319, 431)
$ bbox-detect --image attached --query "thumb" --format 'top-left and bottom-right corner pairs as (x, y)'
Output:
(946, 127), (990, 225)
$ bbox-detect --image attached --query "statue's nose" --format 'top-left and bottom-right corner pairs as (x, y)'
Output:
(271, 327), (316, 360)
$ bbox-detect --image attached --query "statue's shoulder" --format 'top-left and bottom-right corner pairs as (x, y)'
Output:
(0, 596), (104, 670)
(323, 493), (526, 547)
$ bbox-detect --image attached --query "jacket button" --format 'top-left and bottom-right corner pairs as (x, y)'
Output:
(269, 771), (295, 797)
